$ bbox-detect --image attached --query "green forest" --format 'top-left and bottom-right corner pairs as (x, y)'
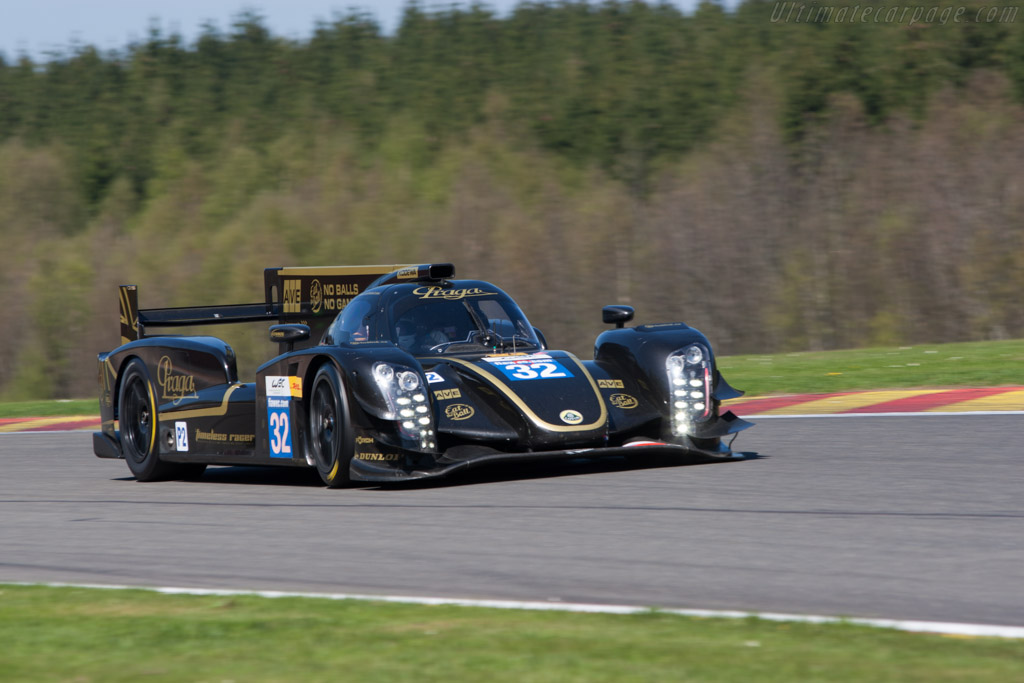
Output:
(1, 0), (1023, 399)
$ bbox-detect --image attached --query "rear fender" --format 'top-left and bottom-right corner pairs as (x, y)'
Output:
(104, 337), (240, 416)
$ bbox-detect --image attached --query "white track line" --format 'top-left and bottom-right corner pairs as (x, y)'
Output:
(9, 582), (1024, 639)
(746, 411), (1024, 418)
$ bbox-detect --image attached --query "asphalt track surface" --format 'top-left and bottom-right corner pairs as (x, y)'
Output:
(2, 415), (1022, 627)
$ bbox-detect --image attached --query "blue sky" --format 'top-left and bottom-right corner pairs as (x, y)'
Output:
(1, 1), (724, 61)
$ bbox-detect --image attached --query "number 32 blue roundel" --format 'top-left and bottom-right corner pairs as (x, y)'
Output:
(485, 353), (574, 382)
(265, 376), (295, 458)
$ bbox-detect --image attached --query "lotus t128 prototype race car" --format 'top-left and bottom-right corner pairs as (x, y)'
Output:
(94, 264), (753, 485)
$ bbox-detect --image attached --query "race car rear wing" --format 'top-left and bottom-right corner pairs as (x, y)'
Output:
(118, 264), (437, 347)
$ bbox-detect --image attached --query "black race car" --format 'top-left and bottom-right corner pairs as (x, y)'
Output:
(94, 264), (753, 485)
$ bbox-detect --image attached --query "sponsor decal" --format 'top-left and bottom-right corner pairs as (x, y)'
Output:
(310, 279), (323, 314)
(265, 376), (293, 458)
(598, 379), (624, 389)
(434, 388), (462, 401)
(485, 353), (573, 382)
(610, 393), (639, 409)
(445, 404), (475, 420)
(355, 452), (403, 462)
(559, 409), (584, 424)
(192, 429), (255, 444)
(321, 282), (360, 312)
(283, 279), (302, 314)
(157, 356), (197, 404)
(175, 421), (189, 452)
(266, 376), (291, 397)
(356, 436), (375, 445)
(288, 376), (303, 398)
(414, 286), (492, 301)
(425, 371), (445, 384)
(397, 267), (419, 279)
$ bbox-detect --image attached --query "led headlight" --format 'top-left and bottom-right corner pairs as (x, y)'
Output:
(665, 344), (712, 437)
(685, 345), (704, 365)
(397, 371), (420, 392)
(371, 362), (436, 452)
(373, 363), (394, 383)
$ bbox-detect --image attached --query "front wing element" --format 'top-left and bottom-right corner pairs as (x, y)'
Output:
(350, 441), (746, 483)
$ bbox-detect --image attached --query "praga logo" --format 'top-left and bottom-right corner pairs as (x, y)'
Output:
(157, 356), (197, 404)
(414, 286), (492, 301)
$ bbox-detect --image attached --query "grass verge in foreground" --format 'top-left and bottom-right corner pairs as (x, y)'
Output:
(717, 339), (1024, 397)
(1, 586), (1022, 682)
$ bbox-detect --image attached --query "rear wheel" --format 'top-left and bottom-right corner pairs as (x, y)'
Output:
(308, 365), (353, 488)
(118, 359), (206, 482)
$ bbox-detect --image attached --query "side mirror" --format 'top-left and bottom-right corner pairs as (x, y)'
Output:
(602, 305), (634, 329)
(270, 324), (310, 352)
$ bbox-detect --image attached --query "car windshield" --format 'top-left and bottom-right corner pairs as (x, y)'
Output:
(388, 289), (540, 355)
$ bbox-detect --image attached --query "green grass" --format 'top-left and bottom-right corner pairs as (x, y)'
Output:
(1, 340), (1022, 419)
(0, 398), (98, 418)
(718, 339), (1024, 397)
(1, 585), (1021, 682)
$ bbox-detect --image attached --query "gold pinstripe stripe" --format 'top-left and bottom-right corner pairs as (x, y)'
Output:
(444, 354), (608, 432)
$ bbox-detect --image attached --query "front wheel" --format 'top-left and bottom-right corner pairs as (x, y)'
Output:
(308, 365), (353, 488)
(118, 359), (205, 481)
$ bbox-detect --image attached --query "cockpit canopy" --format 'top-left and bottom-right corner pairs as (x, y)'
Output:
(324, 281), (542, 355)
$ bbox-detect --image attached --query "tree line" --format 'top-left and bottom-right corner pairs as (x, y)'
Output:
(1, 1), (1022, 398)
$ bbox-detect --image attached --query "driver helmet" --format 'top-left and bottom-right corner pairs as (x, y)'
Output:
(397, 316), (418, 350)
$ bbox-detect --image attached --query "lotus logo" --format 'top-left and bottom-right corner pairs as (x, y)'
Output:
(445, 404), (475, 421)
(559, 409), (584, 424)
(609, 393), (638, 410)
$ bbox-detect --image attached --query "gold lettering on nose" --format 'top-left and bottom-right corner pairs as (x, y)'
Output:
(445, 404), (475, 420)
(414, 286), (491, 301)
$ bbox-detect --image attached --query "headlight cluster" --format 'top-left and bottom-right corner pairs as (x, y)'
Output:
(666, 344), (712, 437)
(372, 362), (436, 450)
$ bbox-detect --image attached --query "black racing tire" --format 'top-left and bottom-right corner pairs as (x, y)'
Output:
(118, 358), (175, 481)
(118, 359), (206, 482)
(307, 364), (354, 488)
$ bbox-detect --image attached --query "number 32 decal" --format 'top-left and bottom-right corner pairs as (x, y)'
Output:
(269, 409), (291, 456)
(504, 361), (572, 381)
